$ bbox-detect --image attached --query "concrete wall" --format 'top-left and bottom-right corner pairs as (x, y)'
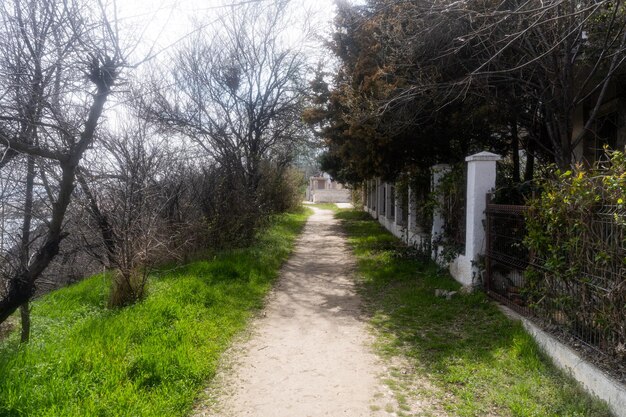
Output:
(307, 173), (350, 203)
(361, 152), (501, 288)
(312, 189), (351, 203)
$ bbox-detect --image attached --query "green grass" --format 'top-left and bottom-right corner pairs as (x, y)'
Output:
(0, 209), (310, 417)
(309, 202), (343, 212)
(337, 210), (611, 417)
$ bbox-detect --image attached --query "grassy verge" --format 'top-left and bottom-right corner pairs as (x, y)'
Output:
(0, 209), (310, 417)
(337, 210), (611, 417)
(309, 202), (342, 212)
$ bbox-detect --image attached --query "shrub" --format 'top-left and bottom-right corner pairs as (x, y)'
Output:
(109, 269), (148, 307)
(524, 149), (626, 359)
(257, 164), (304, 214)
(193, 161), (304, 250)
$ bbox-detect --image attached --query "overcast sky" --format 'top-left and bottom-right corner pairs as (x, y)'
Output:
(115, 0), (338, 66)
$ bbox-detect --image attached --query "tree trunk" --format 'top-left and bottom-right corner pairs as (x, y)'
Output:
(76, 169), (117, 268)
(511, 116), (520, 183)
(18, 154), (36, 342)
(524, 142), (535, 182)
(0, 67), (114, 324)
(20, 302), (30, 343)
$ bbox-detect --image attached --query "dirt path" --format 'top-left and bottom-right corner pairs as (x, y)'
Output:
(194, 207), (393, 417)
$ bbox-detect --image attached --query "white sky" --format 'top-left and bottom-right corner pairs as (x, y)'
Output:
(114, 0), (338, 66)
(102, 0), (341, 156)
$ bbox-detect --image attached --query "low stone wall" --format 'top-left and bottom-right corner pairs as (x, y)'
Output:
(312, 189), (351, 203)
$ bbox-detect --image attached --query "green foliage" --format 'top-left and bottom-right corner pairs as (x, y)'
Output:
(524, 150), (626, 359)
(408, 169), (434, 233)
(0, 209), (310, 417)
(494, 157), (544, 204)
(337, 210), (610, 416)
(351, 185), (363, 208)
(200, 162), (304, 250)
(257, 165), (304, 214)
(307, 0), (626, 184)
(303, 2), (508, 184)
(429, 165), (466, 263)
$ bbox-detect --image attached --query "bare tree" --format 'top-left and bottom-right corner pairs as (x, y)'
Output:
(0, 0), (125, 324)
(380, 0), (626, 168)
(75, 121), (192, 306)
(141, 0), (308, 217)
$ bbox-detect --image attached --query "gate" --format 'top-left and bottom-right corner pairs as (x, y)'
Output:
(484, 197), (531, 315)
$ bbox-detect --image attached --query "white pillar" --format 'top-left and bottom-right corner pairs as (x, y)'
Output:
(395, 186), (404, 226)
(407, 186), (416, 231)
(377, 178), (384, 217)
(386, 183), (394, 220)
(464, 151), (501, 267)
(362, 182), (367, 211)
(378, 179), (386, 217)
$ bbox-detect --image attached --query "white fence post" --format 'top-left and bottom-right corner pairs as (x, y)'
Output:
(369, 179), (378, 217)
(465, 151), (500, 264)
(377, 178), (385, 217)
(395, 186), (404, 226)
(407, 186), (415, 231)
(456, 151), (501, 286)
(406, 185), (423, 246)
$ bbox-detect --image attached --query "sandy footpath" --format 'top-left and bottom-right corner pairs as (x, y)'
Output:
(194, 207), (392, 417)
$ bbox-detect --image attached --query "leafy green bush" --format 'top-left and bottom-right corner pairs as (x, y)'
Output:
(525, 150), (626, 359)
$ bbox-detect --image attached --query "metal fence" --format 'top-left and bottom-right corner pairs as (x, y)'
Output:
(484, 202), (531, 315)
(485, 198), (626, 360)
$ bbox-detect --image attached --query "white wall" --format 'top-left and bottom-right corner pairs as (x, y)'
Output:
(362, 152), (500, 288)
(312, 189), (351, 203)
